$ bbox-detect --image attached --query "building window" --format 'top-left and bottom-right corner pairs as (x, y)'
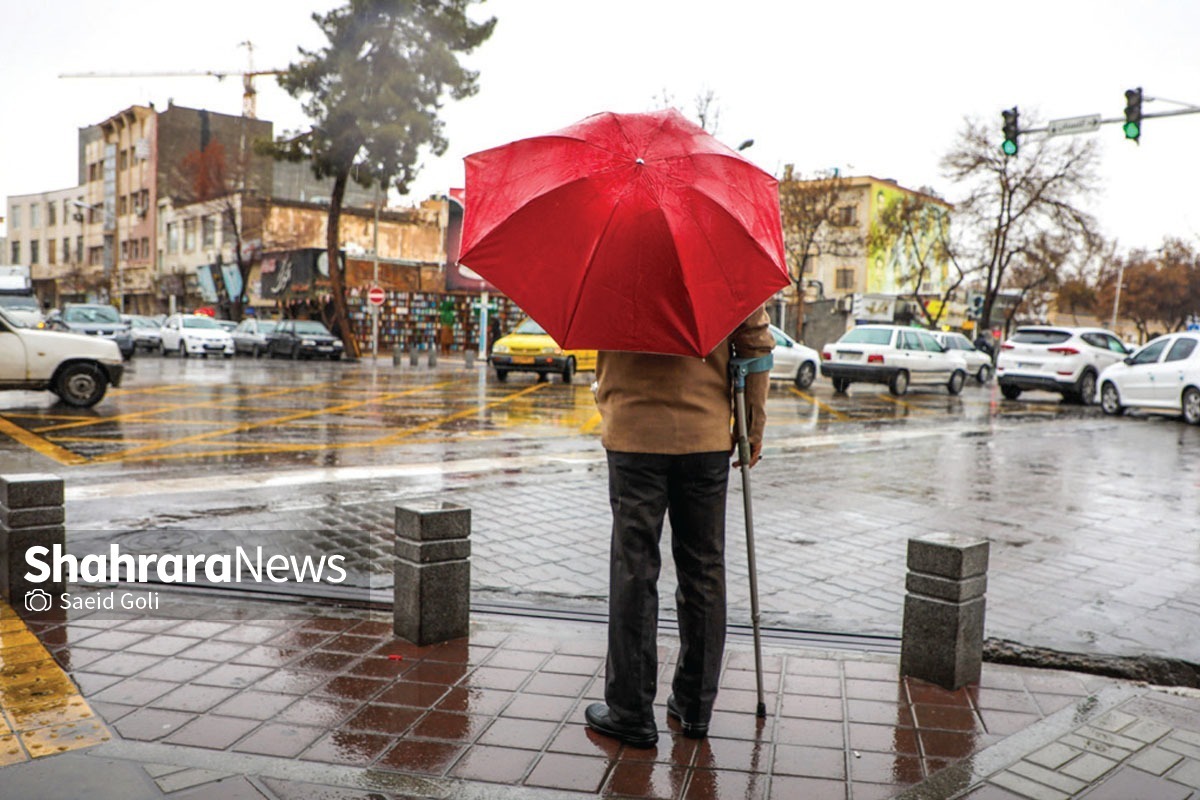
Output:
(63, 238), (71, 263)
(118, 195), (127, 216)
(10, 242), (18, 263)
(47, 202), (56, 227)
(184, 218), (196, 252)
(76, 236), (84, 262)
(835, 267), (856, 290)
(202, 215), (217, 248)
(88, 246), (103, 266)
(9, 206), (19, 230)
(30, 204), (40, 228)
(121, 240), (129, 261)
(48, 240), (57, 265)
(140, 237), (150, 260)
(167, 223), (179, 254)
(30, 240), (39, 264)
(118, 150), (128, 171)
(835, 205), (857, 227)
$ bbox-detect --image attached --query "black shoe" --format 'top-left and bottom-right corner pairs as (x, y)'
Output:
(584, 702), (658, 748)
(666, 694), (710, 739)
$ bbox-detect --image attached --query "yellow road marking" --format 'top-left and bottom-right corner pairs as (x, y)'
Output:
(0, 601), (110, 764)
(581, 411), (603, 434)
(375, 383), (548, 444)
(875, 394), (928, 413)
(0, 417), (89, 466)
(108, 383), (193, 396)
(92, 382), (457, 463)
(789, 387), (849, 421)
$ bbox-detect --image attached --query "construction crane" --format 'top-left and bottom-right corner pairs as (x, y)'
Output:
(60, 41), (284, 119)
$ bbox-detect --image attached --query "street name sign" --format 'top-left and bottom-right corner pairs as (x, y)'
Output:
(1047, 114), (1101, 137)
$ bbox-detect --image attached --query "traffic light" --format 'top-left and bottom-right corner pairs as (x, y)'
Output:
(1124, 87), (1143, 142)
(967, 292), (985, 320)
(1001, 107), (1019, 156)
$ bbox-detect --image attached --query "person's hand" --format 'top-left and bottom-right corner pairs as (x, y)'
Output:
(732, 441), (762, 468)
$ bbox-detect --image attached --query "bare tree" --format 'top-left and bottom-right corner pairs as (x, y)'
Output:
(942, 117), (1101, 330)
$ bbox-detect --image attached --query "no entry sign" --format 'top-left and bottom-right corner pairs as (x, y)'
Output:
(367, 286), (386, 306)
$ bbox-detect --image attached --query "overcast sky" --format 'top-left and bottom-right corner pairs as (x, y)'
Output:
(3, 0), (1198, 252)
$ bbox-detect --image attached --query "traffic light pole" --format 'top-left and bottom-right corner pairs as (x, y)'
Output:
(1019, 107), (1200, 136)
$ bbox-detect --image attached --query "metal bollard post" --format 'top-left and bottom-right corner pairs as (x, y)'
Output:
(0, 474), (66, 608)
(393, 501), (470, 645)
(900, 533), (989, 690)
(464, 350), (476, 369)
(392, 346), (402, 367)
(427, 344), (438, 368)
(409, 346), (419, 367)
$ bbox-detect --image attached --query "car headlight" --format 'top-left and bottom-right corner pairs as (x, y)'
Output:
(333, 341), (344, 348)
(494, 344), (510, 354)
(542, 346), (561, 355)
(301, 339), (316, 346)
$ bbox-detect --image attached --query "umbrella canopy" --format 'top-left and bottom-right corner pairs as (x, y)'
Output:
(459, 109), (789, 357)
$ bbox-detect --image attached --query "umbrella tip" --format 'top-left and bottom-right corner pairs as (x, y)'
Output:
(635, 157), (645, 165)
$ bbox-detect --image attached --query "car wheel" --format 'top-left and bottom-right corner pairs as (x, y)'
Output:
(179, 343), (188, 359)
(947, 370), (966, 396)
(976, 364), (992, 383)
(1183, 387), (1200, 426)
(1100, 382), (1125, 416)
(330, 352), (341, 361)
(291, 344), (300, 360)
(53, 363), (108, 408)
(889, 370), (910, 396)
(495, 369), (509, 382)
(223, 352), (233, 359)
(794, 361), (816, 390)
(562, 357), (575, 384)
(162, 343), (172, 358)
(1076, 370), (1098, 406)
(252, 345), (262, 358)
(832, 378), (850, 393)
(1001, 383), (1022, 401)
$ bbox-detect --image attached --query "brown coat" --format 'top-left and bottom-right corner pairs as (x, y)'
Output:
(594, 307), (774, 454)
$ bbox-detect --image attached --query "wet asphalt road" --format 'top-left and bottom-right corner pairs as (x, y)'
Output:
(1, 354), (1198, 662)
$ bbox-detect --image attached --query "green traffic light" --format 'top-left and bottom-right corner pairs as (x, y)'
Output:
(1123, 121), (1140, 140)
(1001, 139), (1017, 156)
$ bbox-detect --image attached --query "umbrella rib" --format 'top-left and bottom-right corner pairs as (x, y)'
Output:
(562, 197), (625, 345)
(649, 202), (704, 353)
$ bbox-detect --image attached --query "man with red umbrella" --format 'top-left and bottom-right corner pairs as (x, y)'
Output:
(584, 310), (773, 747)
(459, 108), (790, 747)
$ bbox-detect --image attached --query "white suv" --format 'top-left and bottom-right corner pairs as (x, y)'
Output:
(996, 326), (1131, 404)
(0, 308), (124, 407)
(821, 324), (969, 396)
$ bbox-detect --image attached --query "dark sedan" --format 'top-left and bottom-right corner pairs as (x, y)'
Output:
(48, 304), (135, 359)
(268, 320), (345, 360)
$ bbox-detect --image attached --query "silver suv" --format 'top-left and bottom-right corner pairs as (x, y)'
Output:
(996, 326), (1131, 404)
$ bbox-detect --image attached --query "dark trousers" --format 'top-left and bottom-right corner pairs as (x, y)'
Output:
(604, 450), (730, 726)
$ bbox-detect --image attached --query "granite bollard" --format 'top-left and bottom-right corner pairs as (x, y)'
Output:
(900, 533), (989, 690)
(394, 501), (470, 645)
(0, 474), (66, 608)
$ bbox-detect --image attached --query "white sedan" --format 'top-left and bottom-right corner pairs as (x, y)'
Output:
(160, 314), (235, 359)
(1097, 332), (1200, 425)
(768, 324), (820, 389)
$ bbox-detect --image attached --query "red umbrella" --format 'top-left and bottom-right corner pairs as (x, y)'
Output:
(458, 109), (789, 357)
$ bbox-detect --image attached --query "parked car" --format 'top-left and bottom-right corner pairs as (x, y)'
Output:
(0, 307), (124, 407)
(47, 303), (134, 359)
(820, 324), (969, 396)
(932, 330), (993, 383)
(232, 318), (278, 357)
(1097, 332), (1200, 425)
(996, 326), (1130, 404)
(160, 313), (235, 358)
(490, 317), (596, 383)
(124, 315), (162, 352)
(768, 324), (820, 389)
(268, 320), (345, 360)
(215, 319), (237, 333)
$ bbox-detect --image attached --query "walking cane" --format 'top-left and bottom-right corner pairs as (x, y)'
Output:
(730, 353), (772, 719)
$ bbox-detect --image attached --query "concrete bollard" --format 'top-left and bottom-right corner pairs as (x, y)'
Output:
(0, 474), (66, 608)
(464, 350), (476, 369)
(392, 346), (402, 367)
(409, 347), (420, 367)
(900, 533), (989, 690)
(393, 501), (470, 645)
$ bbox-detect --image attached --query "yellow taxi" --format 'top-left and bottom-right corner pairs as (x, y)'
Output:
(490, 317), (596, 384)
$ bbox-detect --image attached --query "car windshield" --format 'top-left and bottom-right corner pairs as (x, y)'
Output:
(1011, 329), (1071, 345)
(182, 316), (220, 329)
(839, 328), (893, 345)
(0, 308), (28, 328)
(256, 321), (277, 333)
(512, 318), (547, 336)
(294, 321), (332, 335)
(131, 317), (156, 328)
(0, 295), (38, 312)
(63, 306), (120, 324)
